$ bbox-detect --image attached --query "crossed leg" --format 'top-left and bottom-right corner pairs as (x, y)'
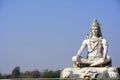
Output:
(72, 55), (111, 67)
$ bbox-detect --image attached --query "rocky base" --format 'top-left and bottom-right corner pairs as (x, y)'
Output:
(60, 67), (120, 79)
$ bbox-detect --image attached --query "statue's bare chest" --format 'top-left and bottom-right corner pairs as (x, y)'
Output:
(87, 38), (103, 53)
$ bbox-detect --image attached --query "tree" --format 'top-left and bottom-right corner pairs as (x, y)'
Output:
(0, 73), (2, 79)
(21, 70), (41, 78)
(41, 69), (61, 78)
(54, 70), (61, 78)
(31, 70), (41, 78)
(12, 66), (21, 78)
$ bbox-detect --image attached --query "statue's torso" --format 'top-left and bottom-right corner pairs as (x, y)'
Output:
(85, 38), (104, 58)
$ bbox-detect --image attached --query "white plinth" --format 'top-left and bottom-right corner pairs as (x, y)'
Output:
(60, 67), (120, 79)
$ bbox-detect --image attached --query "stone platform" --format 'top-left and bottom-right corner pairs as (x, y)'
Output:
(60, 67), (120, 79)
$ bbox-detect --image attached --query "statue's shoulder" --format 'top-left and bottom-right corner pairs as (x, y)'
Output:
(101, 38), (107, 42)
(82, 39), (90, 44)
(101, 38), (108, 44)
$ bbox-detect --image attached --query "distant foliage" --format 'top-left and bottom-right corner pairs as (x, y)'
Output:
(21, 70), (41, 78)
(11, 66), (21, 78)
(41, 69), (61, 78)
(0, 73), (2, 79)
(0, 66), (61, 79)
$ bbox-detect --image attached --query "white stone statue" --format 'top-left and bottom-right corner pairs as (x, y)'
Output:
(72, 19), (112, 67)
(60, 19), (120, 79)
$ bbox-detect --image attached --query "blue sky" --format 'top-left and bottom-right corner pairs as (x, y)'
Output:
(0, 0), (120, 74)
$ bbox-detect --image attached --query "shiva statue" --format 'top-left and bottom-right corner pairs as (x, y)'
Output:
(72, 19), (112, 67)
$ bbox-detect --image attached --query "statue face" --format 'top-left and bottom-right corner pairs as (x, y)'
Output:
(91, 27), (98, 36)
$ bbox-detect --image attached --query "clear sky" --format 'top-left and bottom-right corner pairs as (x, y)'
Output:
(0, 0), (120, 74)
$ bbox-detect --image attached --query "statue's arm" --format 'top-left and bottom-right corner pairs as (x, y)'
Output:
(76, 40), (87, 56)
(102, 39), (108, 59)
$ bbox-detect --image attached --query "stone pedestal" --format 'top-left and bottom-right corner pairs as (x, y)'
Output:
(60, 67), (120, 79)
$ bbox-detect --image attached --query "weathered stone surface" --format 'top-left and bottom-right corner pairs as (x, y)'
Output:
(60, 67), (120, 79)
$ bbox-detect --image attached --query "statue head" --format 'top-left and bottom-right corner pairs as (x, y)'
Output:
(88, 18), (102, 38)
